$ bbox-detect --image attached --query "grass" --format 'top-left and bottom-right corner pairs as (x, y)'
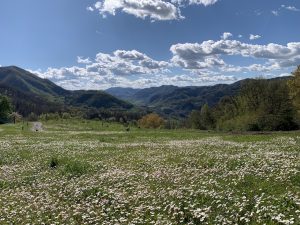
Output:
(0, 119), (299, 224)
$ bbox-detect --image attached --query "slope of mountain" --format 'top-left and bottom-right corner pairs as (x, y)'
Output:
(0, 66), (68, 100)
(0, 66), (133, 115)
(67, 90), (133, 109)
(106, 87), (141, 101)
(106, 77), (291, 118)
(106, 83), (242, 118)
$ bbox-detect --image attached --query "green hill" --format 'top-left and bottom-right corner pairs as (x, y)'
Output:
(0, 66), (134, 116)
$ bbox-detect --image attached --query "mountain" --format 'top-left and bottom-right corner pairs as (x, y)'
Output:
(67, 90), (132, 109)
(106, 83), (243, 118)
(0, 66), (133, 116)
(0, 66), (68, 100)
(106, 79), (289, 118)
(106, 87), (141, 101)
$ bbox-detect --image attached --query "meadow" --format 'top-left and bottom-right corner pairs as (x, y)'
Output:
(0, 119), (299, 224)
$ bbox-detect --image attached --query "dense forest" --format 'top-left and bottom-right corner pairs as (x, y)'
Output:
(189, 66), (300, 131)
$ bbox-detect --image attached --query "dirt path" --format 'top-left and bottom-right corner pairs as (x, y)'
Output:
(31, 122), (43, 132)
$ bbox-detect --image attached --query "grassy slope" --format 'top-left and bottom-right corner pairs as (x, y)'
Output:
(0, 120), (299, 224)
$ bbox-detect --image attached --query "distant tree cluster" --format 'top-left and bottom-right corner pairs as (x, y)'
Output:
(190, 66), (300, 131)
(0, 94), (12, 124)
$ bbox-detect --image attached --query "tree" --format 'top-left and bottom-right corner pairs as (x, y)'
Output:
(189, 110), (202, 129)
(10, 112), (22, 124)
(138, 113), (164, 129)
(288, 65), (300, 119)
(0, 95), (12, 124)
(189, 104), (214, 130)
(211, 78), (297, 131)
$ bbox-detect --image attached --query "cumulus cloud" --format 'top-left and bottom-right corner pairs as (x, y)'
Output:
(170, 38), (300, 74)
(31, 49), (172, 89)
(92, 0), (183, 21)
(89, 0), (219, 21)
(249, 34), (261, 40)
(114, 50), (147, 61)
(30, 38), (300, 90)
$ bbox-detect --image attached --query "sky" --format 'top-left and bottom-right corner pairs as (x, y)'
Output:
(0, 0), (300, 90)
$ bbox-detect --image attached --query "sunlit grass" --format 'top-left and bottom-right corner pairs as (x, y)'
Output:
(0, 120), (299, 224)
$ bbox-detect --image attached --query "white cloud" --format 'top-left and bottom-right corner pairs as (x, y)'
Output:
(271, 10), (279, 16)
(189, 0), (218, 6)
(31, 49), (172, 89)
(86, 6), (94, 12)
(114, 50), (148, 61)
(89, 0), (219, 21)
(92, 0), (183, 21)
(249, 34), (261, 40)
(170, 38), (300, 74)
(77, 56), (92, 64)
(221, 32), (233, 40)
(30, 38), (300, 90)
(281, 5), (300, 12)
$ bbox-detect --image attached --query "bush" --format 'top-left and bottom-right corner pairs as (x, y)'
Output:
(138, 113), (164, 129)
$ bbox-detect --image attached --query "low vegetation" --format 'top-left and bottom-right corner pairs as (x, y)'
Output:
(0, 120), (299, 224)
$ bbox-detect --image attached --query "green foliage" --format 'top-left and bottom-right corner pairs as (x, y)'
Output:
(288, 65), (300, 121)
(63, 160), (89, 177)
(189, 104), (214, 130)
(48, 156), (90, 177)
(0, 94), (12, 124)
(190, 76), (298, 131)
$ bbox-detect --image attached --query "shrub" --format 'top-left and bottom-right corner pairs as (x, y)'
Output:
(138, 113), (164, 129)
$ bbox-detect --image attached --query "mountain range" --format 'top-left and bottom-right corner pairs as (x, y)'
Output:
(106, 82), (243, 118)
(0, 66), (290, 119)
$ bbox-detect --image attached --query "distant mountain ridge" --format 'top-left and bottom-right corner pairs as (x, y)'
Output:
(106, 77), (290, 118)
(106, 83), (242, 118)
(0, 66), (133, 116)
(0, 66), (290, 119)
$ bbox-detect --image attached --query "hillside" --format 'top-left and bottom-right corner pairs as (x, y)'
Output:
(106, 77), (290, 118)
(0, 66), (134, 116)
(106, 83), (242, 118)
(0, 66), (68, 100)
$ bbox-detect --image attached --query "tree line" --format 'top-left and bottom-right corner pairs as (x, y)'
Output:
(189, 66), (300, 131)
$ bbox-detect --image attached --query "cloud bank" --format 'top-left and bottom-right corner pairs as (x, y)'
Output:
(31, 36), (300, 90)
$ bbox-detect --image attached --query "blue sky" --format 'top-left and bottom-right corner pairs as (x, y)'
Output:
(0, 0), (300, 89)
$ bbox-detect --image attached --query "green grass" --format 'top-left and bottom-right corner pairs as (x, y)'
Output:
(0, 119), (299, 224)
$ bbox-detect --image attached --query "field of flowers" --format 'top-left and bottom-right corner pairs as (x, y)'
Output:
(0, 120), (299, 224)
